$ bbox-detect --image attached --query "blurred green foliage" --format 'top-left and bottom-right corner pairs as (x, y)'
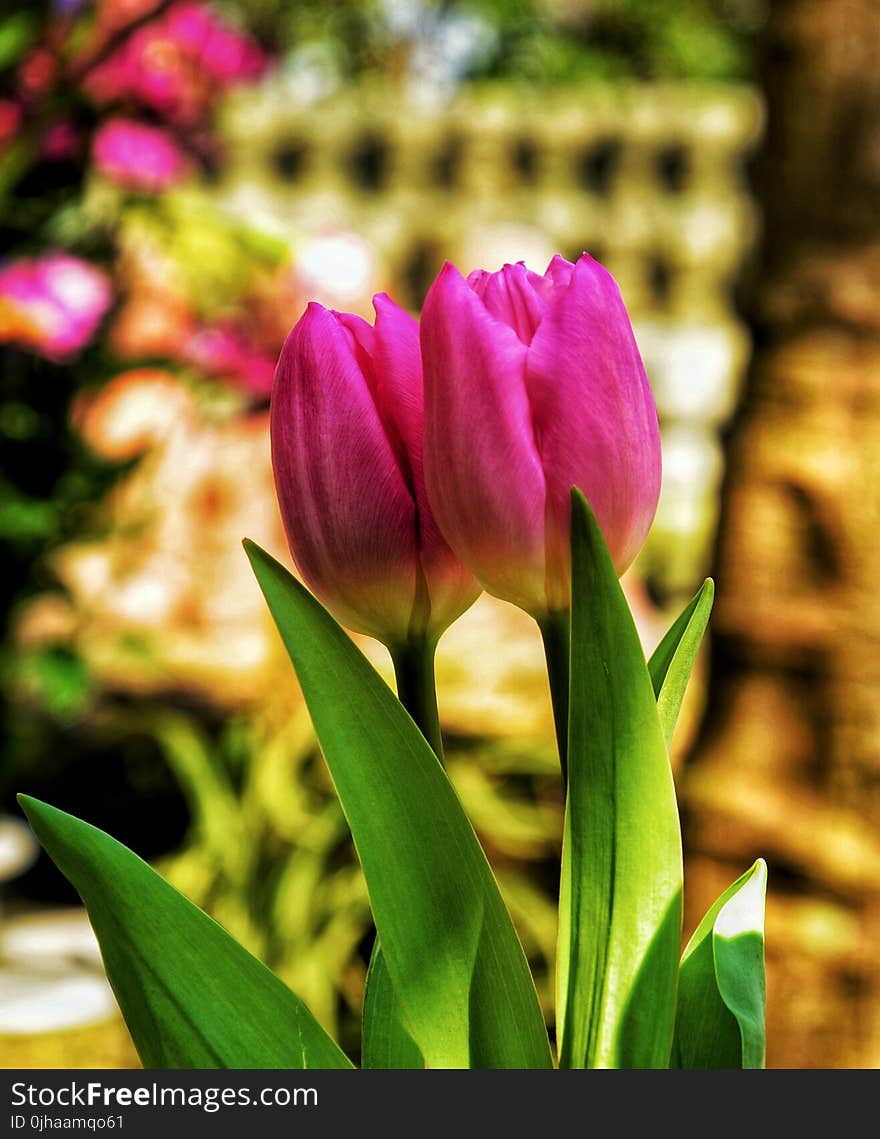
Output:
(241, 0), (761, 85)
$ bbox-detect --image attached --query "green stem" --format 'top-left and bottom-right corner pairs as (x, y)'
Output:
(389, 636), (444, 765)
(537, 609), (571, 786)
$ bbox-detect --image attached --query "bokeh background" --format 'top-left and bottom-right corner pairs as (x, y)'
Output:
(1, 0), (877, 1070)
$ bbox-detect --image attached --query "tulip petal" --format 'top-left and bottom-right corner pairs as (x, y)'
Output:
(544, 253), (576, 290)
(467, 262), (554, 345)
(367, 294), (422, 480)
(525, 254), (661, 607)
(270, 302), (418, 641)
(371, 292), (481, 636)
(334, 307), (376, 362)
(422, 262), (548, 613)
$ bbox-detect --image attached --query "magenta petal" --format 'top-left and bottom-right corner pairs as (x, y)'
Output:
(525, 254), (661, 607)
(369, 293), (422, 475)
(334, 308), (375, 359)
(372, 292), (481, 632)
(421, 262), (548, 613)
(543, 253), (576, 289)
(468, 262), (555, 345)
(270, 302), (418, 641)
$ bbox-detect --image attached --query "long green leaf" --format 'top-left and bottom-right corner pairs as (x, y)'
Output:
(362, 940), (424, 1069)
(673, 858), (768, 1069)
(17, 794), (352, 1070)
(673, 856), (769, 1070)
(245, 540), (552, 1070)
(558, 490), (683, 1069)
(648, 578), (714, 747)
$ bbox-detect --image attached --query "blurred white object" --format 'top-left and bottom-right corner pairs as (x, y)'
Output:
(0, 968), (117, 1034)
(0, 908), (118, 1034)
(460, 222), (558, 277)
(0, 816), (38, 884)
(2, 907), (104, 967)
(634, 318), (748, 427)
(294, 231), (379, 309)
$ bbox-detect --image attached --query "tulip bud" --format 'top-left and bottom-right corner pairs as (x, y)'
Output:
(420, 253), (661, 616)
(270, 294), (481, 646)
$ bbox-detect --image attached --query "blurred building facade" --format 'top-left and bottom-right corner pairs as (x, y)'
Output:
(682, 0), (880, 1069)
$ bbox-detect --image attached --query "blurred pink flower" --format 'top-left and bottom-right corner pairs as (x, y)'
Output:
(17, 48), (58, 102)
(40, 120), (81, 162)
(165, 2), (266, 81)
(0, 253), (113, 360)
(92, 117), (188, 192)
(83, 2), (268, 125)
(185, 324), (276, 397)
(0, 100), (22, 154)
(96, 0), (164, 32)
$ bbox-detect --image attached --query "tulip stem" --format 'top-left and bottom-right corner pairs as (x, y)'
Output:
(390, 637), (445, 765)
(538, 610), (571, 786)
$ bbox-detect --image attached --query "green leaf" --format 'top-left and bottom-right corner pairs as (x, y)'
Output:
(557, 490), (683, 1069)
(648, 578), (714, 747)
(362, 940), (424, 1069)
(245, 540), (552, 1070)
(17, 795), (352, 1070)
(0, 12), (37, 71)
(673, 859), (768, 1069)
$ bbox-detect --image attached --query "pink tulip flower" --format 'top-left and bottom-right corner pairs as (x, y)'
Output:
(92, 118), (188, 193)
(270, 295), (481, 645)
(420, 254), (661, 615)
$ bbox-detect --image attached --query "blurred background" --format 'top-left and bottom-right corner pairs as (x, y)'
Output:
(1, 0), (877, 1070)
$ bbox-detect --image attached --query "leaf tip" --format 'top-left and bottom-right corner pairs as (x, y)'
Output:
(17, 791), (77, 831)
(243, 538), (274, 580)
(569, 485), (592, 517)
(569, 486), (602, 546)
(15, 793), (60, 849)
(16, 792), (42, 823)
